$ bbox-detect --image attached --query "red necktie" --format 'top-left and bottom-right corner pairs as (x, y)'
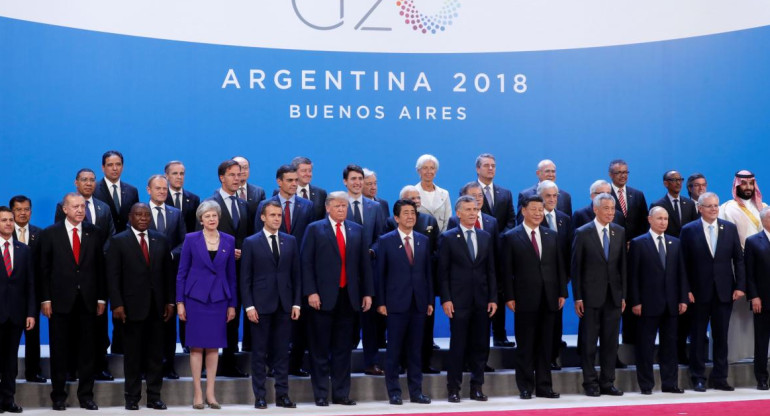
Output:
(531, 230), (540, 258)
(139, 232), (149, 265)
(3, 242), (12, 276)
(284, 201), (292, 234)
(336, 222), (347, 288)
(404, 235), (414, 265)
(72, 228), (81, 265)
(475, 218), (481, 229)
(618, 188), (628, 217)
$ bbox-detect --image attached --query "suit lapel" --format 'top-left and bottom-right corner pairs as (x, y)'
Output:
(515, 227), (538, 260)
(643, 234), (664, 271)
(324, 221), (342, 258)
(215, 194), (235, 228)
(588, 223), (606, 261)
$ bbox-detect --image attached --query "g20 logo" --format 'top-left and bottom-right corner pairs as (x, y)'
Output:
(292, 0), (461, 34)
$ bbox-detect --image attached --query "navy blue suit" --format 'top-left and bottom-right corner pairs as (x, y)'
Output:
(375, 230), (432, 398)
(438, 226), (497, 392)
(650, 195), (698, 238)
(301, 219), (374, 401)
(373, 196), (390, 218)
(481, 183), (516, 232)
(93, 179), (139, 234)
(276, 185), (328, 221)
(628, 233), (689, 391)
(242, 183), (266, 227)
(347, 197), (386, 248)
(13, 225), (44, 380)
(544, 210), (572, 363)
(165, 189), (200, 237)
(680, 219), (745, 384)
(745, 231), (770, 383)
(241, 231), (301, 400)
(517, 184), (572, 224)
(254, 195), (315, 250)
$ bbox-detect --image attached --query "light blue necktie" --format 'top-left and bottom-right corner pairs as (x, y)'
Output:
(709, 224), (717, 256)
(602, 227), (609, 260)
(466, 230), (476, 261)
(546, 213), (556, 231)
(484, 185), (494, 210)
(155, 206), (166, 234)
(230, 196), (240, 228)
(657, 235), (666, 268)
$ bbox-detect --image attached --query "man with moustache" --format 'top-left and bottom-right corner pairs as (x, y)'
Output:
(164, 160), (201, 235)
(363, 169), (390, 218)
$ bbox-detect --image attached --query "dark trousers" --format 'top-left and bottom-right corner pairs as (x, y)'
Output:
(50, 294), (96, 403)
(636, 312), (678, 390)
(689, 298), (731, 383)
(123, 312), (164, 402)
(0, 320), (23, 404)
(421, 303), (436, 369)
(621, 306), (639, 344)
(447, 307), (489, 392)
(162, 315), (178, 372)
(288, 307), (309, 372)
(385, 302), (425, 397)
(515, 298), (556, 393)
(360, 309), (382, 368)
(308, 288), (356, 400)
(677, 306), (694, 361)
(492, 291), (508, 341)
(249, 311), (291, 399)
(579, 299), (621, 389)
(24, 315), (42, 378)
(754, 308), (770, 383)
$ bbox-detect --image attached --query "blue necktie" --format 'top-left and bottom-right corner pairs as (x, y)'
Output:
(708, 224), (717, 256)
(602, 227), (609, 260)
(353, 201), (363, 225)
(155, 206), (166, 234)
(230, 196), (240, 228)
(85, 200), (93, 224)
(657, 235), (666, 268)
(466, 230), (476, 261)
(546, 213), (556, 231)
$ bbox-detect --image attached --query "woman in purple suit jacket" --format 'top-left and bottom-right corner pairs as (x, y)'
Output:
(176, 201), (237, 409)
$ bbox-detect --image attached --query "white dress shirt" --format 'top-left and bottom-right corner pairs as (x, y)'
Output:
(594, 218), (610, 244)
(219, 188), (239, 218)
(522, 223), (542, 259)
(459, 224), (478, 258)
(105, 178), (122, 206)
(649, 230), (666, 253)
(328, 217), (346, 242)
(397, 228), (414, 256)
(348, 195), (364, 224)
(702, 218), (719, 255)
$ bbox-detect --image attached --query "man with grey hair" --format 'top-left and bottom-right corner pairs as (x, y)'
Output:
(573, 180), (622, 230)
(572, 193), (627, 397)
(517, 159), (572, 224)
(476, 153), (515, 232)
(745, 207), (770, 389)
(363, 168), (389, 218)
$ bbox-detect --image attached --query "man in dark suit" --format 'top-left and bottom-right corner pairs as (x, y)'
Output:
(686, 173), (708, 202)
(681, 192), (745, 392)
(292, 156), (328, 221)
(572, 180), (623, 230)
(106, 203), (175, 410)
(147, 175), (187, 379)
(93, 150), (139, 234)
(502, 195), (567, 400)
(202, 159), (251, 377)
(517, 159), (573, 224)
(343, 164), (386, 375)
(650, 170), (698, 238)
(363, 168), (390, 218)
(9, 195), (45, 384)
(233, 156), (266, 223)
(302, 192), (374, 406)
(0, 206), (36, 413)
(241, 201), (301, 409)
(572, 193), (626, 397)
(476, 153), (515, 232)
(40, 193), (107, 411)
(628, 206), (690, 395)
(256, 165), (315, 378)
(439, 196), (498, 403)
(375, 199), (433, 405)
(745, 207), (770, 390)
(164, 160), (201, 235)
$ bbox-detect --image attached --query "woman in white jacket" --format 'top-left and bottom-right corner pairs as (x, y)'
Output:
(414, 154), (452, 232)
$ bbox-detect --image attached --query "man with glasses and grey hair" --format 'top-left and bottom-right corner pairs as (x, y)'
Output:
(517, 159), (572, 225)
(573, 180), (623, 230)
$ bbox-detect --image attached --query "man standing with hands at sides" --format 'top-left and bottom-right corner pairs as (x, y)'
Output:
(745, 207), (770, 390)
(375, 199), (433, 406)
(302, 192), (373, 407)
(439, 196), (497, 403)
(628, 207), (689, 395)
(40, 193), (107, 411)
(0, 206), (36, 413)
(502, 195), (567, 400)
(241, 201), (301, 409)
(680, 192), (745, 392)
(165, 161), (201, 236)
(572, 193), (626, 397)
(106, 203), (175, 410)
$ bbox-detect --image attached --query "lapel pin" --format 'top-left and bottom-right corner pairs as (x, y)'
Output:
(456, 234), (461, 238)
(611, 231), (615, 236)
(399, 245), (403, 249)
(720, 225), (724, 230)
(417, 241), (421, 246)
(668, 241), (672, 245)
(222, 249), (226, 253)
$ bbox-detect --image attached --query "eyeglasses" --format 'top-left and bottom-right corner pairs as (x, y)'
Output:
(665, 178), (683, 183)
(700, 204), (719, 209)
(612, 171), (630, 175)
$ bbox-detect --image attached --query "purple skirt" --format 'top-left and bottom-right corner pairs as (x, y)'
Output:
(184, 297), (229, 349)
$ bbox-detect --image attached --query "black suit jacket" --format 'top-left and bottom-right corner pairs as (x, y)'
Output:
(627, 233), (689, 316)
(254, 195), (315, 249)
(0, 240), (36, 326)
(55, 198), (116, 237)
(93, 179), (139, 233)
(39, 222), (107, 314)
(746, 231), (770, 303)
(243, 183), (266, 225)
(106, 229), (174, 321)
(481, 183), (516, 232)
(517, 184), (572, 224)
(438, 227), (497, 309)
(572, 203), (624, 231)
(501, 225), (567, 312)
(571, 221), (627, 308)
(240, 231), (301, 314)
(166, 189), (201, 236)
(149, 204), (186, 259)
(203, 192), (251, 248)
(680, 219), (745, 304)
(13, 224), (42, 305)
(610, 185), (648, 241)
(373, 196), (390, 218)
(650, 194), (698, 237)
(550, 210), (573, 277)
(346, 196), (386, 248)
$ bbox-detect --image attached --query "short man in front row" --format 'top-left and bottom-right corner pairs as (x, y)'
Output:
(745, 207), (770, 390)
(572, 193), (626, 397)
(439, 195), (497, 403)
(375, 199), (433, 405)
(501, 195), (566, 400)
(0, 206), (36, 413)
(628, 207), (689, 395)
(302, 192), (373, 406)
(680, 192), (745, 392)
(106, 203), (175, 410)
(241, 201), (301, 409)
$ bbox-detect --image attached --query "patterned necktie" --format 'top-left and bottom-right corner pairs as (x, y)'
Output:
(546, 213), (556, 231)
(602, 227), (609, 260)
(229, 196), (240, 228)
(531, 230), (540, 258)
(336, 222), (347, 287)
(353, 201), (363, 225)
(155, 206), (166, 233)
(617, 188), (628, 217)
(72, 227), (80, 264)
(302, 188), (309, 200)
(139, 232), (149, 265)
(174, 192), (181, 209)
(18, 227), (26, 245)
(484, 185), (494, 210)
(111, 184), (121, 210)
(404, 235), (414, 265)
(85, 200), (93, 224)
(284, 201), (292, 233)
(270, 234), (280, 264)
(657, 235), (666, 268)
(3, 242), (11, 276)
(708, 225), (717, 256)
(240, 187), (247, 200)
(466, 230), (476, 261)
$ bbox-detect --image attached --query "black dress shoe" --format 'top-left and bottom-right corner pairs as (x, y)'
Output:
(519, 390), (532, 400)
(363, 365), (385, 376)
(332, 397), (356, 405)
(52, 401), (66, 411)
(410, 393), (431, 404)
(693, 380), (707, 392)
(615, 357), (628, 369)
(26, 374), (47, 383)
(94, 370), (114, 381)
(389, 394), (403, 405)
(164, 369), (180, 380)
(484, 364), (495, 372)
(147, 399), (167, 409)
(640, 389), (652, 395)
(220, 367), (249, 378)
(288, 368), (310, 377)
(536, 389), (560, 399)
(493, 339), (515, 347)
(712, 381), (734, 391)
(470, 387), (488, 401)
(662, 386), (685, 394)
(275, 395), (295, 408)
(422, 366), (440, 374)
(759, 382), (769, 391)
(80, 400), (99, 410)
(254, 398), (267, 409)
(447, 392), (461, 403)
(1, 403), (23, 413)
(314, 398), (328, 407)
(550, 361), (562, 371)
(600, 385), (624, 396)
(585, 386), (601, 397)
(125, 401), (139, 410)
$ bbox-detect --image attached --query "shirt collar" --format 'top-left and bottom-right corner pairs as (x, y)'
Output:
(348, 194), (363, 205)
(278, 194), (296, 205)
(459, 224), (475, 235)
(523, 223), (539, 236)
(593, 218), (609, 231)
(478, 179), (493, 190)
(649, 229), (665, 241)
(702, 218), (718, 227)
(397, 228), (413, 241)
(328, 217), (344, 228)
(0, 236), (13, 246)
(151, 201), (165, 210)
(131, 226), (148, 238)
(64, 220), (82, 233)
(105, 178), (121, 188)
(263, 228), (279, 240)
(219, 187), (236, 199)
